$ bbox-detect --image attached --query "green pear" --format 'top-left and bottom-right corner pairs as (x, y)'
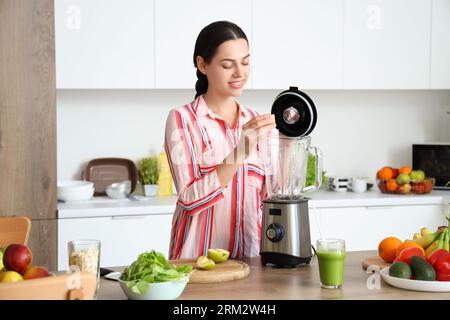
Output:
(196, 256), (215, 270)
(207, 249), (230, 263)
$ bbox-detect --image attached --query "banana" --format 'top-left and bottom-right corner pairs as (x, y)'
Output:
(421, 227), (433, 236)
(413, 233), (422, 240)
(412, 229), (442, 249)
(425, 229), (447, 256)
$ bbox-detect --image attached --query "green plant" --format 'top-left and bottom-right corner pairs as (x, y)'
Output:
(306, 154), (327, 188)
(139, 156), (160, 185)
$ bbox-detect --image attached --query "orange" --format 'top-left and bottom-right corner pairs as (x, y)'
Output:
(378, 237), (402, 262)
(395, 240), (425, 258)
(386, 179), (398, 192)
(399, 166), (413, 175)
(378, 166), (393, 180)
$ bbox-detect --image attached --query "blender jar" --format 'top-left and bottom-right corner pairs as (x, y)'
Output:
(259, 130), (322, 200)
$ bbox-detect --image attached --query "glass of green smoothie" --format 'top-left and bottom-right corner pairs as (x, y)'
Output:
(316, 239), (346, 289)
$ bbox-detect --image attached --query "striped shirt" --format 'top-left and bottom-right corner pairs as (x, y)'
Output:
(164, 95), (267, 259)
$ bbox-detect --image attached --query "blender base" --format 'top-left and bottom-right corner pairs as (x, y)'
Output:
(261, 252), (311, 268)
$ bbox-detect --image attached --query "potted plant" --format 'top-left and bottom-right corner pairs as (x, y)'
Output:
(139, 156), (160, 196)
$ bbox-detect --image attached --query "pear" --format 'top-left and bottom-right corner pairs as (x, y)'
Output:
(207, 249), (230, 263)
(196, 256), (215, 270)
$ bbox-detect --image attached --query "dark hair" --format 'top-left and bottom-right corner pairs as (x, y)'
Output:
(193, 21), (248, 99)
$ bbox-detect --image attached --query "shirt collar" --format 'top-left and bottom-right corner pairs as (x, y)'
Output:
(195, 95), (247, 119)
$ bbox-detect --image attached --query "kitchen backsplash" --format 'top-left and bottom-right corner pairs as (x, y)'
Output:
(57, 89), (450, 182)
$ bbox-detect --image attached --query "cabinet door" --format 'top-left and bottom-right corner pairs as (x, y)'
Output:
(343, 0), (431, 89)
(28, 219), (57, 270)
(310, 205), (444, 251)
(58, 214), (173, 270)
(55, 0), (154, 88)
(430, 0), (450, 88)
(154, 0), (252, 89)
(253, 0), (343, 89)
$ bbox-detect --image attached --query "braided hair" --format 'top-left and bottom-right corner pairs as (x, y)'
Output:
(193, 21), (248, 99)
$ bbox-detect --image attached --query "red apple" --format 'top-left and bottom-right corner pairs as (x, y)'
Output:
(391, 168), (399, 179)
(22, 266), (49, 280)
(3, 244), (32, 274)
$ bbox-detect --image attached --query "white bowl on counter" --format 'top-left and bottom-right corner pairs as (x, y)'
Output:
(57, 180), (94, 201)
(118, 277), (188, 300)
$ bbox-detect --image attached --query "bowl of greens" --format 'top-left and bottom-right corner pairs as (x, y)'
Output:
(119, 250), (193, 300)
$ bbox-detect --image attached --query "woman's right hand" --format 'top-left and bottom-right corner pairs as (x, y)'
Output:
(237, 114), (275, 161)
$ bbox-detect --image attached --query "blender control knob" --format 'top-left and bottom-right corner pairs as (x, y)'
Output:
(266, 223), (284, 242)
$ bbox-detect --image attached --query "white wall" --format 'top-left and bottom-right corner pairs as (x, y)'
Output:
(57, 89), (450, 182)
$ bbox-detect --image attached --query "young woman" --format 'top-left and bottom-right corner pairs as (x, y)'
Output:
(164, 21), (275, 259)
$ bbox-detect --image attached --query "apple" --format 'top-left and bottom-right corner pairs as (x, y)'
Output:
(396, 173), (411, 185)
(207, 249), (230, 263)
(196, 256), (215, 270)
(0, 271), (23, 282)
(3, 244), (32, 274)
(391, 168), (399, 179)
(410, 170), (425, 182)
(0, 249), (4, 271)
(398, 183), (411, 194)
(22, 266), (49, 280)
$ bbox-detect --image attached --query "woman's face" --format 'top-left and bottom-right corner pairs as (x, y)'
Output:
(198, 38), (250, 97)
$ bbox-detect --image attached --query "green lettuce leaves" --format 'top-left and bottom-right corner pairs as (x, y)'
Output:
(120, 250), (193, 294)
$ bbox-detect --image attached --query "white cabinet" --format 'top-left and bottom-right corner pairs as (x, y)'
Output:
(154, 0), (252, 89)
(309, 204), (445, 251)
(343, 0), (431, 89)
(252, 0), (343, 89)
(55, 0), (154, 88)
(57, 214), (173, 270)
(430, 0), (450, 88)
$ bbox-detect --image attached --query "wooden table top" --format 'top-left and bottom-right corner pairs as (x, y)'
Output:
(96, 251), (450, 300)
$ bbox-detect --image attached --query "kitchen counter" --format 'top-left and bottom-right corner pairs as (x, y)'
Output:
(58, 190), (450, 219)
(96, 250), (450, 300)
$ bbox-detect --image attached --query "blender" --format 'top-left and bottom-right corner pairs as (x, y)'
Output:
(260, 87), (322, 267)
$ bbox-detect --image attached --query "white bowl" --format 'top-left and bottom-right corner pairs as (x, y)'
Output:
(118, 277), (188, 300)
(57, 180), (94, 190)
(57, 181), (94, 201)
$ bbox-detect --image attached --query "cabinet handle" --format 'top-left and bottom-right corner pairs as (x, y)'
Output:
(111, 215), (145, 220)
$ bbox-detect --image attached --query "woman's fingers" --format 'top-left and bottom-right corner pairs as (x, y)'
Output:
(243, 114), (275, 131)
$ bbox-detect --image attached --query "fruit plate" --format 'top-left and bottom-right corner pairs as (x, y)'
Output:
(380, 267), (450, 292)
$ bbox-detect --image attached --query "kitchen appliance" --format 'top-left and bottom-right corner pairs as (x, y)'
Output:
(412, 143), (450, 190)
(260, 87), (322, 267)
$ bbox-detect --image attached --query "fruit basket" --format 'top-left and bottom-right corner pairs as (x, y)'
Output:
(377, 177), (435, 194)
(0, 272), (97, 300)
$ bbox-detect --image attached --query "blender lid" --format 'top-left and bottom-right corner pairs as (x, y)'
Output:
(271, 87), (317, 137)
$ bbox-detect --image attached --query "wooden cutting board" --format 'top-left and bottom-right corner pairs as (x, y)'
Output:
(170, 259), (250, 284)
(362, 255), (391, 270)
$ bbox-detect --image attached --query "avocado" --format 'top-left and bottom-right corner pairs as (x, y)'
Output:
(410, 256), (436, 281)
(389, 261), (412, 279)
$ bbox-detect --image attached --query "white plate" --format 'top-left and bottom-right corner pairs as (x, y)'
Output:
(380, 267), (450, 292)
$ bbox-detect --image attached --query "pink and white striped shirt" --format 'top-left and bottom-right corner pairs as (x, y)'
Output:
(164, 95), (267, 259)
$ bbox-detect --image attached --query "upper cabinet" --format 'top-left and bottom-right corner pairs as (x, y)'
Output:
(343, 0), (431, 89)
(252, 0), (343, 89)
(55, 0), (154, 88)
(430, 0), (450, 89)
(154, 0), (252, 89)
(54, 0), (449, 89)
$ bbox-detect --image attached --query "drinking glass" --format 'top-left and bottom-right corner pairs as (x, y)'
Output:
(316, 239), (346, 289)
(68, 240), (101, 293)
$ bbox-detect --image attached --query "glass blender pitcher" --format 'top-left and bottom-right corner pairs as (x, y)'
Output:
(261, 132), (322, 200)
(260, 87), (322, 267)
